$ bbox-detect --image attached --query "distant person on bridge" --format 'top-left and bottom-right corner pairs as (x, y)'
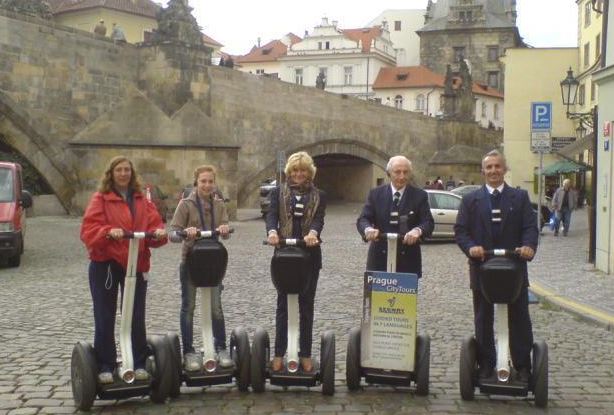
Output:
(111, 23), (126, 43)
(265, 151), (327, 373)
(356, 155), (434, 276)
(80, 156), (167, 384)
(93, 19), (107, 37)
(551, 179), (578, 236)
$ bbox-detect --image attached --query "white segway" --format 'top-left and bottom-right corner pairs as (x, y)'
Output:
(346, 233), (430, 395)
(71, 232), (173, 411)
(251, 238), (335, 395)
(459, 249), (548, 408)
(166, 229), (251, 396)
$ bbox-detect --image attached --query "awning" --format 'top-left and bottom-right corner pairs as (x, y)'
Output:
(541, 159), (589, 175)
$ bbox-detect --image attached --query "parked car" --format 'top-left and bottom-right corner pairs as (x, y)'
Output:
(426, 189), (462, 240)
(144, 184), (169, 223)
(259, 179), (277, 216)
(0, 162), (33, 267)
(450, 185), (481, 198)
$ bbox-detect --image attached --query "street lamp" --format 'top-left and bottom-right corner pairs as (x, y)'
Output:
(575, 124), (587, 141)
(560, 68), (594, 128)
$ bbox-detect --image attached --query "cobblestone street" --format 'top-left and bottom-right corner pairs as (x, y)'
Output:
(1, 204), (613, 414)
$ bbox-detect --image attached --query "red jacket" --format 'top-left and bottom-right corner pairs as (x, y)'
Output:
(80, 191), (167, 272)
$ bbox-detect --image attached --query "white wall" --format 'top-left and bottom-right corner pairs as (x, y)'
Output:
(367, 10), (424, 66)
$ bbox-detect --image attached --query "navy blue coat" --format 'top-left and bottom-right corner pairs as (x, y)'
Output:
(356, 184), (434, 277)
(454, 184), (538, 289)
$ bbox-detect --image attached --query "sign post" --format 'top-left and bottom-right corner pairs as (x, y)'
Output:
(531, 103), (552, 236)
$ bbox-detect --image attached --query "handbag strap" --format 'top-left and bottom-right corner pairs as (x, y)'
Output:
(195, 194), (214, 231)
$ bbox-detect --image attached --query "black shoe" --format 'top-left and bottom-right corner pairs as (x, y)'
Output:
(478, 366), (493, 380)
(516, 367), (530, 383)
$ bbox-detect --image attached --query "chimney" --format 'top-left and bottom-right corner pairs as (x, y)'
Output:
(257, 37), (261, 47)
(321, 17), (329, 26)
(332, 20), (338, 28)
(304, 30), (309, 37)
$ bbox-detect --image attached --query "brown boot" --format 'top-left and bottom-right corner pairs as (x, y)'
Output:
(300, 357), (313, 372)
(272, 357), (284, 372)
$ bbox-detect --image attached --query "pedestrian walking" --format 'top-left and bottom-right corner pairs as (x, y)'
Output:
(551, 179), (578, 236)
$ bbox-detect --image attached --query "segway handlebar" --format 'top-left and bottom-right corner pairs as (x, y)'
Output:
(483, 249), (521, 258)
(122, 231), (157, 239)
(176, 228), (235, 239)
(376, 232), (405, 241)
(262, 238), (307, 247)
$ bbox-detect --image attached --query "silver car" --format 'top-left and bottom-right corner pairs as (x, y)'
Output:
(426, 189), (463, 240)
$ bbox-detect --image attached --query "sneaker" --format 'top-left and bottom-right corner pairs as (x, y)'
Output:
(217, 349), (233, 368)
(272, 357), (284, 372)
(300, 357), (313, 372)
(98, 371), (114, 384)
(135, 368), (149, 381)
(184, 352), (202, 372)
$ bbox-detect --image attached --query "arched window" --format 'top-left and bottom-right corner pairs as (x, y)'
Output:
(481, 102), (487, 117)
(415, 94), (425, 111)
(394, 95), (403, 109)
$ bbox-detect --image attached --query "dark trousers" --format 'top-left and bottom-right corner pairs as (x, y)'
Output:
(275, 267), (320, 358)
(89, 260), (148, 373)
(472, 285), (533, 371)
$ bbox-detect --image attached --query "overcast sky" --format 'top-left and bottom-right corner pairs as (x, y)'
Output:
(175, 0), (578, 55)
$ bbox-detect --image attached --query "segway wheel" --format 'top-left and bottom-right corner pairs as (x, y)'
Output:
(345, 327), (361, 391)
(459, 336), (477, 401)
(320, 330), (335, 396)
(414, 334), (430, 396)
(71, 342), (98, 411)
(165, 332), (182, 398)
(230, 327), (251, 392)
(250, 328), (269, 393)
(148, 335), (171, 404)
(532, 341), (548, 408)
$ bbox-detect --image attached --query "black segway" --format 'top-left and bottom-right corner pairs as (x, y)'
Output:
(346, 233), (430, 395)
(166, 229), (250, 397)
(459, 249), (548, 408)
(71, 232), (173, 411)
(251, 238), (335, 395)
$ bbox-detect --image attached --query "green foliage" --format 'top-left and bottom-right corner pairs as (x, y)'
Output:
(0, 0), (53, 19)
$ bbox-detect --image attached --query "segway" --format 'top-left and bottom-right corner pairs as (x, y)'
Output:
(166, 229), (251, 397)
(346, 233), (430, 395)
(459, 249), (548, 408)
(251, 238), (335, 395)
(71, 232), (173, 411)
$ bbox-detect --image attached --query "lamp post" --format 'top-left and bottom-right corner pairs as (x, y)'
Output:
(560, 68), (597, 263)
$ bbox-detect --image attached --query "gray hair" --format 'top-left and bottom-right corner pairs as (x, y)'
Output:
(386, 155), (413, 173)
(481, 149), (507, 169)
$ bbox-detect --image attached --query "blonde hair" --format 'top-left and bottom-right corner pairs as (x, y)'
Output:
(284, 151), (317, 180)
(98, 156), (142, 193)
(193, 165), (217, 184)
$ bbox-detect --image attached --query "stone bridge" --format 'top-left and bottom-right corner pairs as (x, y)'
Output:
(0, 9), (502, 216)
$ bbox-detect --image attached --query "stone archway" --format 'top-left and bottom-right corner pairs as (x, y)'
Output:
(0, 91), (77, 213)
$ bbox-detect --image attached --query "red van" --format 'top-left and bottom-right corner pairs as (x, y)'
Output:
(0, 162), (33, 267)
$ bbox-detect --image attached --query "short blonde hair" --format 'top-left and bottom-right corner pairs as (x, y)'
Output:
(284, 151), (317, 180)
(193, 165), (217, 184)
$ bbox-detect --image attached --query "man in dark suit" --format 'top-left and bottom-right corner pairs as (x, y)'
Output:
(454, 150), (538, 382)
(356, 155), (434, 277)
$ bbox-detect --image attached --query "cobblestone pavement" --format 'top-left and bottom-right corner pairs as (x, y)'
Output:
(1, 204), (613, 414)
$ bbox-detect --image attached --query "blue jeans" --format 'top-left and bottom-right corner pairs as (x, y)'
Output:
(89, 260), (148, 373)
(179, 263), (226, 354)
(558, 208), (572, 234)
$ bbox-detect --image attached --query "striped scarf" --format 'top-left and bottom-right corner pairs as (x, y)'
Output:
(278, 182), (320, 238)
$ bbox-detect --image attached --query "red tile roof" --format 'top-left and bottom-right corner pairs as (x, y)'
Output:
(373, 66), (503, 98)
(236, 33), (301, 64)
(47, 0), (160, 18)
(342, 27), (383, 53)
(202, 33), (223, 48)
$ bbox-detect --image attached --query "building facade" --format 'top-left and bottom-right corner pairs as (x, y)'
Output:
(417, 0), (523, 92)
(367, 9), (425, 66)
(235, 34), (301, 76)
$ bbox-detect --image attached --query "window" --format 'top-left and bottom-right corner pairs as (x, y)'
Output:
(256, 69), (264, 75)
(481, 102), (487, 117)
(295, 68), (303, 85)
(493, 103), (499, 120)
(578, 84), (586, 105)
(415, 94), (425, 111)
(591, 81), (596, 101)
(596, 34), (601, 59)
(585, 1), (591, 27)
(487, 71), (499, 89)
(318, 42), (322, 50)
(584, 42), (590, 67)
(431, 193), (461, 210)
(453, 46), (466, 62)
(344, 66), (353, 85)
(394, 20), (401, 31)
(394, 95), (403, 109)
(325, 41), (330, 50)
(487, 46), (499, 62)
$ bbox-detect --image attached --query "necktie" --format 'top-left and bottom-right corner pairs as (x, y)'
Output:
(393, 191), (401, 207)
(492, 189), (500, 197)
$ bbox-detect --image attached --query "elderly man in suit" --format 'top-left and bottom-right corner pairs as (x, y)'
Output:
(356, 155), (434, 276)
(454, 150), (538, 382)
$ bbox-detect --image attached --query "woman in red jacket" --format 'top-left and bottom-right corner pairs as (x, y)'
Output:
(80, 156), (167, 384)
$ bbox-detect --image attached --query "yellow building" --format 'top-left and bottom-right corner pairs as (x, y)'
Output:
(48, 0), (159, 44)
(576, 0), (603, 116)
(501, 48), (578, 201)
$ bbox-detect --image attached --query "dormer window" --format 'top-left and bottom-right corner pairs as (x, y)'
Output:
(396, 73), (408, 81)
(261, 48), (272, 55)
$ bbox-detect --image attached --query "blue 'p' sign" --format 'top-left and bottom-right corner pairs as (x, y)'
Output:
(531, 102), (552, 130)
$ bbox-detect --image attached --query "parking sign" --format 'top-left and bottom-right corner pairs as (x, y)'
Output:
(531, 102), (552, 130)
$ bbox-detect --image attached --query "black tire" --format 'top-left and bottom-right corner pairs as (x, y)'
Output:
(7, 243), (21, 267)
(532, 341), (548, 408)
(165, 332), (182, 398)
(71, 342), (98, 411)
(230, 327), (251, 392)
(459, 336), (477, 401)
(320, 330), (335, 396)
(345, 327), (361, 391)
(250, 328), (269, 393)
(148, 335), (171, 404)
(414, 334), (430, 396)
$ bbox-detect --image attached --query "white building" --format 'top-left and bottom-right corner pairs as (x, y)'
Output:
(235, 33), (302, 77)
(367, 9), (425, 66)
(372, 65), (504, 129)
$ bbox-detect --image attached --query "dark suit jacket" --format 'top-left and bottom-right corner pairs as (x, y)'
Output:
(356, 184), (434, 277)
(454, 184), (538, 289)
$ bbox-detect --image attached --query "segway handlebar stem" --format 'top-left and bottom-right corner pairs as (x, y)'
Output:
(263, 238), (307, 247)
